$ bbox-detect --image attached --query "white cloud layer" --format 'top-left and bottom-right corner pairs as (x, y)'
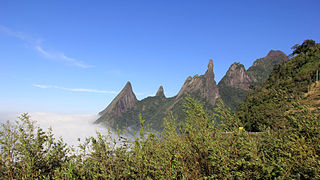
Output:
(0, 111), (118, 148)
(0, 25), (93, 68)
(29, 112), (111, 147)
(33, 84), (118, 94)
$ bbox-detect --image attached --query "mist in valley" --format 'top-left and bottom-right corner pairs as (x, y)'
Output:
(0, 111), (125, 148)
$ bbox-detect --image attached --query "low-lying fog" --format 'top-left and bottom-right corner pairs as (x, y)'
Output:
(0, 111), (127, 148)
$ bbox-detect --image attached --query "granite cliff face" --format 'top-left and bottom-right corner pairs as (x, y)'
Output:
(219, 62), (256, 90)
(176, 60), (219, 105)
(95, 82), (138, 126)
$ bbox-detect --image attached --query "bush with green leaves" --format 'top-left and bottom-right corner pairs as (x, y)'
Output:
(0, 113), (69, 179)
(0, 95), (320, 179)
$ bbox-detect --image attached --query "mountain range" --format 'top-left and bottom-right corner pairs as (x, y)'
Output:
(95, 50), (288, 131)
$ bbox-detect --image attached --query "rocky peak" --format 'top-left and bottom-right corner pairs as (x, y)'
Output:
(219, 62), (256, 90)
(176, 60), (219, 105)
(266, 50), (287, 58)
(186, 76), (192, 81)
(205, 59), (214, 79)
(97, 81), (138, 126)
(123, 81), (134, 94)
(208, 59), (214, 70)
(230, 62), (244, 70)
(155, 86), (165, 97)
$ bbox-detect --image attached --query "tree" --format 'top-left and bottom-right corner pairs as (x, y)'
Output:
(290, 39), (316, 57)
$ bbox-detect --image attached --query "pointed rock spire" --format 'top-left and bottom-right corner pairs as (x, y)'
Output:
(203, 59), (219, 104)
(97, 81), (138, 126)
(123, 81), (134, 93)
(176, 59), (219, 105)
(155, 86), (165, 97)
(205, 59), (214, 79)
(208, 59), (214, 71)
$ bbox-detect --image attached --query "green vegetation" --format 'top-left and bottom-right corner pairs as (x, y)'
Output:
(1, 95), (319, 179)
(218, 85), (248, 111)
(246, 50), (288, 84)
(290, 39), (316, 57)
(0, 114), (69, 179)
(237, 41), (320, 132)
(114, 96), (175, 131)
(0, 40), (319, 178)
(113, 90), (216, 132)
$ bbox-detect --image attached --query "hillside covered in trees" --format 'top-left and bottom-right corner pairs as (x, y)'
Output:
(237, 39), (320, 132)
(0, 40), (319, 179)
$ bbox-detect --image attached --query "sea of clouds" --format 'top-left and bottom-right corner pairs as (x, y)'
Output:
(0, 111), (122, 148)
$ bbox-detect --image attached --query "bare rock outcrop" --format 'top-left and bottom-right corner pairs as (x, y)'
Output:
(176, 60), (219, 105)
(96, 81), (138, 126)
(219, 62), (256, 90)
(155, 86), (165, 97)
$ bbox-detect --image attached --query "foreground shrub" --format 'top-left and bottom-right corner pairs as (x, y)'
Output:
(0, 97), (319, 179)
(0, 113), (69, 179)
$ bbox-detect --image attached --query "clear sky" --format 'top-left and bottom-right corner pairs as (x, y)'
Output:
(1, 0), (320, 114)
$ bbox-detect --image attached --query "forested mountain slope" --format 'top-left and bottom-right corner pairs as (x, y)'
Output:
(237, 40), (320, 132)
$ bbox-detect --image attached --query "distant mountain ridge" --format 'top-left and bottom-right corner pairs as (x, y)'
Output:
(95, 50), (288, 131)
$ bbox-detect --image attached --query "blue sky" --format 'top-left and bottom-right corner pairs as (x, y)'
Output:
(1, 0), (320, 114)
